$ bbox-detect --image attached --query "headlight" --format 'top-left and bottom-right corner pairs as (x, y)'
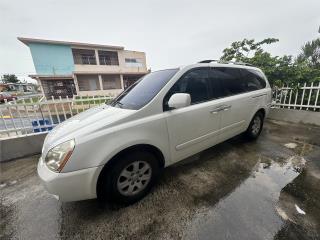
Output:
(45, 139), (75, 172)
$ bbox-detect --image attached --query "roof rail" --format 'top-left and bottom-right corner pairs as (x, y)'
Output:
(222, 60), (254, 67)
(198, 59), (254, 67)
(198, 59), (219, 63)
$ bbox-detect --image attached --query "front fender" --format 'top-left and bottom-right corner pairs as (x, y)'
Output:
(62, 115), (170, 172)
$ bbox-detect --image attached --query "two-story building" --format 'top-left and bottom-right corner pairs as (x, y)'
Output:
(18, 37), (149, 98)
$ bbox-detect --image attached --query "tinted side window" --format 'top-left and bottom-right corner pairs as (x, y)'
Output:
(240, 69), (266, 91)
(208, 68), (224, 99)
(163, 68), (211, 110)
(213, 67), (246, 97)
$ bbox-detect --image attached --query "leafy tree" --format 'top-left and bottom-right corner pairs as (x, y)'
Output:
(220, 38), (279, 62)
(220, 38), (320, 87)
(1, 74), (20, 84)
(297, 38), (320, 68)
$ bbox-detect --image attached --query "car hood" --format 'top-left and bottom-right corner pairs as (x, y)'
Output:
(43, 105), (136, 152)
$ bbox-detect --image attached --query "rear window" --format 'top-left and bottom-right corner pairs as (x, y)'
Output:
(240, 69), (266, 90)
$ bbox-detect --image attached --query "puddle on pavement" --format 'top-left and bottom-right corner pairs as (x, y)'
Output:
(184, 155), (315, 240)
(289, 141), (314, 156)
(284, 142), (298, 149)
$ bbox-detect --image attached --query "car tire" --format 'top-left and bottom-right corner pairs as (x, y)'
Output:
(99, 151), (160, 204)
(245, 111), (264, 140)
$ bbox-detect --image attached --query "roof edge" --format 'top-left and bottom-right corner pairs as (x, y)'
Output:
(17, 37), (125, 50)
(29, 74), (73, 79)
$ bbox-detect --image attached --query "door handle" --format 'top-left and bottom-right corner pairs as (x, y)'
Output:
(210, 105), (232, 114)
(210, 106), (223, 114)
(221, 105), (231, 111)
(210, 109), (220, 114)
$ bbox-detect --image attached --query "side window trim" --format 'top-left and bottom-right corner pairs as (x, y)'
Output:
(162, 67), (212, 111)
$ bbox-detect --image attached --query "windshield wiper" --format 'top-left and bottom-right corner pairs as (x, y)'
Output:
(113, 100), (123, 108)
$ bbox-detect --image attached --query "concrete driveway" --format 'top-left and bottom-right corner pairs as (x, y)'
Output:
(1, 120), (320, 240)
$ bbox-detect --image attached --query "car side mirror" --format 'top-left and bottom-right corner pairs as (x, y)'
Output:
(168, 93), (191, 110)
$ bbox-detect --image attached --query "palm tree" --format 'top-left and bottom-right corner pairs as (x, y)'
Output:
(297, 38), (320, 68)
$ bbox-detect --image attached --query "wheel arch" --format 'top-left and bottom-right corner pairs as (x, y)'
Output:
(245, 107), (266, 131)
(256, 108), (266, 119)
(96, 144), (165, 198)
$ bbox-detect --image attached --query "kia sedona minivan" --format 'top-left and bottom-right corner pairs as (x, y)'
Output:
(38, 60), (272, 204)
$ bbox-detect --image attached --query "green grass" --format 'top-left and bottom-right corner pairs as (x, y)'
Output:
(16, 96), (41, 104)
(74, 96), (112, 105)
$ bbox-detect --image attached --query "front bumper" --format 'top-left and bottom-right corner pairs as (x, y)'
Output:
(37, 157), (103, 202)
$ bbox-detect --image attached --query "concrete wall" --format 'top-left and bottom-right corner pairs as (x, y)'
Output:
(74, 64), (148, 75)
(0, 133), (46, 162)
(122, 50), (147, 71)
(267, 108), (320, 126)
(29, 43), (74, 75)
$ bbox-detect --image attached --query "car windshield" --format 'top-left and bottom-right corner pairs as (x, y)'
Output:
(110, 69), (179, 110)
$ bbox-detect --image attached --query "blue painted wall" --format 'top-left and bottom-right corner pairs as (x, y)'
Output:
(29, 43), (74, 75)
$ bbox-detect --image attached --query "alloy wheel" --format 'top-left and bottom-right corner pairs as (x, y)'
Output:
(252, 116), (261, 135)
(117, 160), (152, 196)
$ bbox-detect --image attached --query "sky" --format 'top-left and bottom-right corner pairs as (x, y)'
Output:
(0, 0), (319, 83)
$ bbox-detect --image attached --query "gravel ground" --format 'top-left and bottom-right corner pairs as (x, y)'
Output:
(1, 120), (320, 240)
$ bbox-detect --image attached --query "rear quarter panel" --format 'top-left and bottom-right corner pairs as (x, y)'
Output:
(245, 87), (272, 129)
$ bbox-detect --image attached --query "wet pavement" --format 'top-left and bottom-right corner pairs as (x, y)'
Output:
(1, 120), (320, 240)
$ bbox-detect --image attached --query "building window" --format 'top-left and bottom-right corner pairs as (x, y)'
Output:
(72, 49), (97, 65)
(81, 54), (96, 65)
(76, 75), (100, 91)
(123, 75), (142, 89)
(41, 79), (76, 98)
(125, 58), (143, 67)
(98, 51), (119, 65)
(102, 75), (121, 89)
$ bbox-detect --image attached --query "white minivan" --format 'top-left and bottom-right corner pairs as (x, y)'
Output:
(38, 61), (272, 204)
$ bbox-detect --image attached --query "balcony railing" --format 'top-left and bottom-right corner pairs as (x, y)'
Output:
(72, 49), (146, 69)
(98, 50), (119, 65)
(72, 49), (97, 65)
(73, 54), (97, 65)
